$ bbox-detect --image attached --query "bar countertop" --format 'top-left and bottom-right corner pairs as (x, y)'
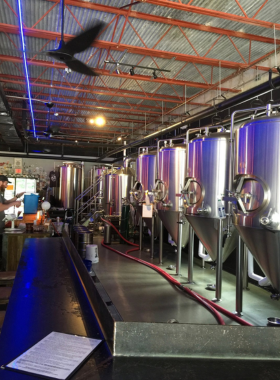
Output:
(0, 237), (280, 380)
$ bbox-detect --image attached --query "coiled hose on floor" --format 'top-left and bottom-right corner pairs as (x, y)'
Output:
(100, 218), (253, 327)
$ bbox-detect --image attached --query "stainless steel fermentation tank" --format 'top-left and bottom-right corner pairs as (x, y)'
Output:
(59, 162), (82, 209)
(103, 167), (135, 216)
(153, 139), (189, 274)
(132, 147), (161, 259)
(232, 103), (280, 295)
(183, 127), (237, 300)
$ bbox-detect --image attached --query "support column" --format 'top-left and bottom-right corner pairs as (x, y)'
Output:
(214, 218), (223, 301)
(235, 235), (244, 316)
(139, 215), (143, 251)
(187, 224), (194, 283)
(243, 245), (249, 290)
(159, 218), (163, 265)
(151, 215), (155, 259)
(176, 221), (183, 276)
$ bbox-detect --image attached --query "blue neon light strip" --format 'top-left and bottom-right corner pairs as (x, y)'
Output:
(17, 0), (36, 137)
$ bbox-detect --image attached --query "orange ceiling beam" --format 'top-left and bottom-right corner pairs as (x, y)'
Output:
(4, 81), (184, 108)
(44, 0), (280, 39)
(0, 73), (214, 108)
(142, 0), (280, 30)
(1, 76), (186, 104)
(0, 53), (240, 92)
(4, 85), (173, 116)
(7, 92), (177, 116)
(6, 88), (210, 109)
(0, 24), (274, 73)
(11, 107), (169, 125)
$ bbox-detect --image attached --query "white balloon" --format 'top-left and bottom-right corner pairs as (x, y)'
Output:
(41, 201), (51, 211)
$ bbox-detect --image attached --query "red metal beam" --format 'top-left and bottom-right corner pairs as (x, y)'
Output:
(14, 118), (122, 135)
(0, 72), (216, 105)
(141, 0), (280, 30)
(11, 107), (169, 125)
(6, 89), (186, 113)
(6, 91), (177, 116)
(0, 53), (240, 92)
(16, 117), (130, 131)
(0, 24), (274, 73)
(0, 75), (185, 103)
(44, 0), (280, 41)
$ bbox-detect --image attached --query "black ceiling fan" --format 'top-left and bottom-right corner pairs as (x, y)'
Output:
(47, 0), (105, 76)
(43, 126), (67, 137)
(43, 102), (66, 137)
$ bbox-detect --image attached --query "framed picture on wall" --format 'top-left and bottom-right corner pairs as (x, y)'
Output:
(14, 157), (22, 168)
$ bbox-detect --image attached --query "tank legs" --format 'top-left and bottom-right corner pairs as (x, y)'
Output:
(213, 218), (223, 302)
(176, 221), (183, 275)
(187, 224), (195, 283)
(235, 235), (244, 315)
(151, 216), (155, 258)
(139, 215), (143, 251)
(159, 218), (163, 265)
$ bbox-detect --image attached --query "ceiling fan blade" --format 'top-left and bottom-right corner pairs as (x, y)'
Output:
(64, 22), (105, 55)
(47, 48), (73, 63)
(66, 58), (98, 76)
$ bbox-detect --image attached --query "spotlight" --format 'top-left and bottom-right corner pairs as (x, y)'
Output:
(117, 136), (122, 141)
(95, 116), (106, 127)
(89, 118), (95, 124)
(75, 140), (78, 143)
(153, 71), (157, 79)
(54, 112), (59, 116)
(129, 67), (135, 76)
(45, 102), (54, 108)
(116, 63), (120, 75)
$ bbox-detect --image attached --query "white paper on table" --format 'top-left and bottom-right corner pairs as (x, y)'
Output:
(142, 203), (153, 218)
(4, 332), (102, 380)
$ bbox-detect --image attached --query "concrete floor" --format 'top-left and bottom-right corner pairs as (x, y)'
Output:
(91, 236), (280, 327)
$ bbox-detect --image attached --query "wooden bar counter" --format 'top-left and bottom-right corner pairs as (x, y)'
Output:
(2, 231), (51, 271)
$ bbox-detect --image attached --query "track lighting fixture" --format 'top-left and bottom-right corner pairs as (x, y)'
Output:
(153, 71), (157, 79)
(104, 60), (171, 76)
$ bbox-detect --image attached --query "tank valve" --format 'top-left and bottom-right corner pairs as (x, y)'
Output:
(197, 201), (211, 215)
(260, 208), (273, 226)
(162, 201), (173, 208)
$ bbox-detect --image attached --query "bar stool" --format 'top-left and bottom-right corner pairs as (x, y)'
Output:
(0, 271), (16, 286)
(0, 310), (6, 332)
(0, 287), (12, 305)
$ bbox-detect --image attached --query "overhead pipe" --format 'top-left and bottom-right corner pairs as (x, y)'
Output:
(96, 72), (280, 161)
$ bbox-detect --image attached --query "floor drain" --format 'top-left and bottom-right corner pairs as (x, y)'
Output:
(167, 319), (179, 323)
(206, 284), (216, 291)
(167, 265), (175, 270)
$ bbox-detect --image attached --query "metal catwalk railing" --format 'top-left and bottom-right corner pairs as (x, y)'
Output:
(75, 176), (103, 224)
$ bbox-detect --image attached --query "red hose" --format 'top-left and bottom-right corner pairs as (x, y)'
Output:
(101, 217), (253, 326)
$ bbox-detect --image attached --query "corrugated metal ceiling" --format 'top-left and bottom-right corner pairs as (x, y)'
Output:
(0, 0), (279, 152)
